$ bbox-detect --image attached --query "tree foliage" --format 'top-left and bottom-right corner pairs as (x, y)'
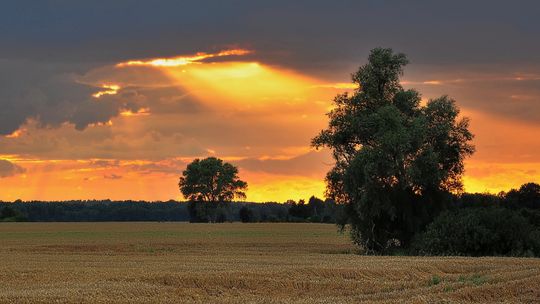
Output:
(312, 48), (475, 252)
(506, 182), (540, 209)
(413, 208), (540, 257)
(179, 157), (248, 203)
(179, 157), (248, 223)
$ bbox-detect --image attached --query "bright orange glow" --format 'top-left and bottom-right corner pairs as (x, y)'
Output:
(0, 155), (22, 162)
(1, 49), (538, 202)
(87, 120), (113, 128)
(313, 82), (359, 89)
(163, 61), (326, 106)
(241, 171), (326, 202)
(423, 80), (442, 85)
(5, 128), (25, 138)
(115, 48), (252, 67)
(120, 108), (151, 117)
(464, 161), (540, 194)
(0, 155), (326, 202)
(92, 84), (120, 98)
(0, 158), (180, 201)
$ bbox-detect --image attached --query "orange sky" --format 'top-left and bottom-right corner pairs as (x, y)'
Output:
(0, 49), (538, 202)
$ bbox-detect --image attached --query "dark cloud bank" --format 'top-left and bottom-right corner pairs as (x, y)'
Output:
(0, 1), (539, 135)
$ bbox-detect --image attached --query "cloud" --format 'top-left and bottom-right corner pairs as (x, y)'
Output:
(401, 66), (540, 125)
(103, 174), (122, 180)
(0, 51), (339, 162)
(2, 2), (540, 134)
(0, 159), (25, 178)
(234, 151), (332, 177)
(90, 160), (120, 167)
(2, 1), (539, 74)
(0, 60), (128, 135)
(0, 1), (539, 200)
(123, 158), (189, 175)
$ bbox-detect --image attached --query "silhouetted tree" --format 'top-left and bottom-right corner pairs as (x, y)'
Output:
(312, 48), (475, 252)
(458, 193), (503, 208)
(288, 199), (312, 220)
(179, 157), (248, 222)
(308, 196), (324, 217)
(506, 182), (540, 209)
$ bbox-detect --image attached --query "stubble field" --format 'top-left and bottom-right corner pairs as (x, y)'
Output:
(0, 222), (539, 303)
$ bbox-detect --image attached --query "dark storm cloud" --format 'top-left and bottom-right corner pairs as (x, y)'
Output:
(1, 1), (539, 68)
(0, 60), (124, 134)
(0, 159), (25, 178)
(0, 0), (539, 133)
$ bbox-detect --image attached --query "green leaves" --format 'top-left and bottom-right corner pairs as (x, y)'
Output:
(352, 48), (409, 103)
(312, 48), (475, 252)
(179, 157), (248, 203)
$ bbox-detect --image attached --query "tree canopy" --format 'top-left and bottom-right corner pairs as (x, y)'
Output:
(312, 48), (475, 252)
(179, 157), (248, 203)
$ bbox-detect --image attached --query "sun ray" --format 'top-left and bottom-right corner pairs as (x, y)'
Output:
(115, 48), (252, 68)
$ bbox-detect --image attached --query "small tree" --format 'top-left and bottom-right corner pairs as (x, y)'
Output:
(179, 157), (247, 222)
(312, 48), (475, 252)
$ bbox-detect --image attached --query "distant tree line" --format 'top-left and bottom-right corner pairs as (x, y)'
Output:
(1, 183), (539, 257)
(0, 197), (342, 223)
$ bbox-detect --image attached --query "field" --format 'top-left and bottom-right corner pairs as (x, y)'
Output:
(0, 223), (539, 303)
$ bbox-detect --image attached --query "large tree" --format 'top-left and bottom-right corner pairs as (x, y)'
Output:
(312, 48), (475, 252)
(179, 157), (248, 222)
(179, 157), (248, 203)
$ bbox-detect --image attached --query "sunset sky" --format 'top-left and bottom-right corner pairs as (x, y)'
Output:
(1, 1), (539, 202)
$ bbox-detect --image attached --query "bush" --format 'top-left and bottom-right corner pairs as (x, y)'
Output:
(187, 201), (231, 223)
(308, 215), (321, 223)
(505, 182), (540, 209)
(412, 208), (540, 256)
(0, 206), (27, 222)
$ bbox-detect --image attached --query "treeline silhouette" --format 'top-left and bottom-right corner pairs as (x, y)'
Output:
(2, 183), (540, 255)
(0, 196), (341, 223)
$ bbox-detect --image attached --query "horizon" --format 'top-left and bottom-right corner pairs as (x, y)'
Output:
(1, 1), (539, 202)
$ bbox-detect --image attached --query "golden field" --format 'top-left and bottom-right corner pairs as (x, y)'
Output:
(0, 222), (539, 303)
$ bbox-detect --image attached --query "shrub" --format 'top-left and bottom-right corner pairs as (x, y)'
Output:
(0, 206), (27, 222)
(412, 208), (540, 256)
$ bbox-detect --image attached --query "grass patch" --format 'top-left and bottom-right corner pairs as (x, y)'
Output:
(458, 273), (488, 286)
(428, 275), (441, 286)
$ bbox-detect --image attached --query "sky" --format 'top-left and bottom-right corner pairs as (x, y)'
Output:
(0, 1), (539, 202)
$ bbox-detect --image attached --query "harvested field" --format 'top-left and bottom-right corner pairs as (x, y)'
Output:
(0, 222), (539, 303)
